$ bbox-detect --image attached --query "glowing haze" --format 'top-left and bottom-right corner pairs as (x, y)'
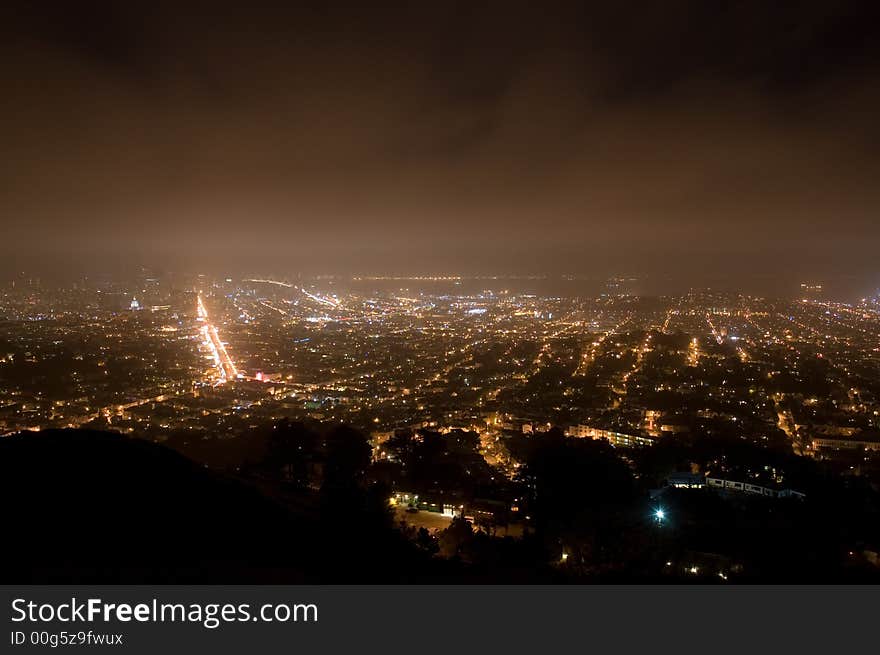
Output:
(2, 2), (880, 286)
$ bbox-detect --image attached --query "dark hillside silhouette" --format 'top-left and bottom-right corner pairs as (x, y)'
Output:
(0, 429), (445, 583)
(0, 429), (310, 582)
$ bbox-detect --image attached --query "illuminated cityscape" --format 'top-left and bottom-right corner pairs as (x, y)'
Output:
(3, 2), (880, 587)
(3, 270), (880, 581)
(5, 274), (880, 457)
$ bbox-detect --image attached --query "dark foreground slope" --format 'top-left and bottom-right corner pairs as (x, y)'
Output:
(0, 429), (446, 583)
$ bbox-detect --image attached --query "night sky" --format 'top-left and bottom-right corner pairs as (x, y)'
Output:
(3, 1), (880, 285)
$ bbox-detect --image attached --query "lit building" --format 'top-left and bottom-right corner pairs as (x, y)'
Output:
(566, 424), (657, 447)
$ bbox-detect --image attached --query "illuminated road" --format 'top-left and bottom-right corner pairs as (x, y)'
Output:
(60, 390), (190, 429)
(197, 295), (239, 382)
(574, 314), (632, 376)
(244, 278), (340, 308)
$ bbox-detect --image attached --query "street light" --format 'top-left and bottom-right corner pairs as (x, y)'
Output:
(654, 508), (665, 523)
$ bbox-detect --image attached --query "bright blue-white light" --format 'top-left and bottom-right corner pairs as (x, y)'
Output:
(655, 509), (665, 521)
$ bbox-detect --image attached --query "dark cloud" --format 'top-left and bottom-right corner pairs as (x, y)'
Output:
(2, 1), (880, 285)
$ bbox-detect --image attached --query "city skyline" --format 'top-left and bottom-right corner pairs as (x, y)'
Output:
(4, 267), (880, 302)
(4, 271), (879, 439)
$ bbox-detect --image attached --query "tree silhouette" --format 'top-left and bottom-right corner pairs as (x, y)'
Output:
(262, 419), (318, 487)
(322, 424), (372, 491)
(438, 517), (474, 559)
(520, 428), (636, 534)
